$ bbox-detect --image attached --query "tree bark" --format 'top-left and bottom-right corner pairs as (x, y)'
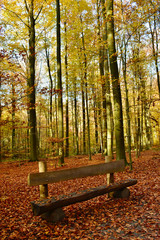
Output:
(80, 15), (91, 160)
(74, 81), (79, 155)
(97, 0), (107, 155)
(64, 17), (69, 157)
(120, 43), (132, 169)
(119, 0), (132, 169)
(149, 18), (160, 97)
(0, 76), (2, 162)
(106, 0), (126, 163)
(12, 81), (16, 158)
(56, 0), (64, 165)
(28, 0), (38, 161)
(45, 44), (53, 138)
(92, 87), (99, 152)
(101, 0), (113, 158)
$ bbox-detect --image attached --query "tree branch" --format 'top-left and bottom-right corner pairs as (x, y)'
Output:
(24, 0), (29, 13)
(35, 6), (43, 22)
(2, 6), (29, 28)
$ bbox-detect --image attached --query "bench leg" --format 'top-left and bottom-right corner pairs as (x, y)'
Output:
(41, 208), (65, 223)
(40, 197), (65, 223)
(113, 187), (130, 199)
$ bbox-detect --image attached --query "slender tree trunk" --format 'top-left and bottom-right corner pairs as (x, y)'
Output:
(132, 44), (141, 158)
(96, 0), (103, 153)
(64, 18), (69, 157)
(12, 81), (16, 159)
(45, 45), (53, 137)
(85, 80), (91, 160)
(99, 46), (107, 156)
(136, 82), (141, 158)
(149, 19), (160, 97)
(97, 0), (107, 155)
(38, 107), (41, 152)
(120, 43), (132, 169)
(24, 54), (30, 158)
(106, 0), (126, 162)
(140, 96), (143, 151)
(119, 0), (132, 168)
(54, 70), (58, 138)
(92, 87), (99, 152)
(132, 85), (136, 149)
(0, 76), (2, 162)
(101, 0), (113, 158)
(141, 78), (150, 149)
(71, 98), (75, 154)
(28, 0), (38, 161)
(27, 110), (30, 158)
(97, 98), (103, 153)
(56, 0), (64, 165)
(74, 81), (79, 155)
(144, 100), (151, 149)
(81, 79), (86, 154)
(80, 15), (91, 160)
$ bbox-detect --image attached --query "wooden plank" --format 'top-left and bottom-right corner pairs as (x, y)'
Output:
(28, 159), (125, 186)
(31, 179), (137, 216)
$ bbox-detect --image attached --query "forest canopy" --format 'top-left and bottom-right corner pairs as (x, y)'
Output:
(0, 0), (160, 165)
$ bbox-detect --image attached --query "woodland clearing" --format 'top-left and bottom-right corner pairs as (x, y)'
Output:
(0, 149), (160, 240)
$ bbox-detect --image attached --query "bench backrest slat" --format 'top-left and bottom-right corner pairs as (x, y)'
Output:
(28, 159), (125, 186)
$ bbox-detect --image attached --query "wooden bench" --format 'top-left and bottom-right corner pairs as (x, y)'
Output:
(28, 159), (137, 222)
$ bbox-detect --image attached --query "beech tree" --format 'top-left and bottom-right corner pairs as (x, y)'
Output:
(57, 0), (64, 165)
(106, 0), (126, 162)
(64, 11), (69, 157)
(1, 0), (49, 161)
(26, 0), (39, 161)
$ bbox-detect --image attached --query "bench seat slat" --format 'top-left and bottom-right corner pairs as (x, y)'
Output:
(31, 179), (137, 216)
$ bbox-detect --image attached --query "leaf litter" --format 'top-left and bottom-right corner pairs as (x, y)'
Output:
(0, 149), (159, 239)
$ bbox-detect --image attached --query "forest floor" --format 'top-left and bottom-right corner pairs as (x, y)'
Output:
(0, 148), (160, 240)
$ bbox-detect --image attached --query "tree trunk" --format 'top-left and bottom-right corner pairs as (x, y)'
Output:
(80, 15), (91, 160)
(97, 98), (103, 153)
(85, 80), (91, 160)
(92, 87), (99, 152)
(71, 99), (75, 154)
(74, 81), (79, 155)
(45, 44), (53, 138)
(54, 68), (58, 139)
(149, 18), (160, 97)
(97, 0), (107, 155)
(120, 42), (132, 169)
(28, 0), (38, 161)
(144, 100), (151, 149)
(136, 83), (141, 158)
(81, 79), (86, 154)
(12, 81), (16, 159)
(56, 0), (64, 165)
(101, 0), (113, 158)
(106, 0), (126, 163)
(0, 76), (2, 162)
(64, 17), (69, 157)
